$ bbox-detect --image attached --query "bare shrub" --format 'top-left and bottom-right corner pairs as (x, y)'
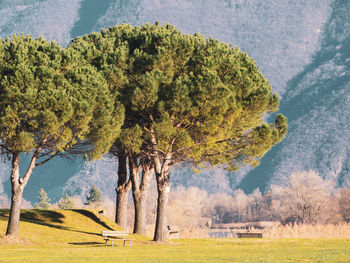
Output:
(232, 189), (250, 222)
(233, 188), (265, 222)
(101, 196), (116, 221)
(248, 188), (264, 221)
(264, 223), (350, 238)
(338, 186), (350, 222)
(204, 188), (265, 224)
(21, 199), (33, 209)
(262, 185), (294, 223)
(168, 186), (208, 229)
(70, 195), (85, 209)
(167, 186), (266, 230)
(265, 171), (334, 224)
(0, 194), (9, 208)
(203, 192), (235, 224)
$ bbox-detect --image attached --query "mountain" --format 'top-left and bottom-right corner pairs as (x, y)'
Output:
(1, 0), (348, 203)
(239, 0), (350, 192)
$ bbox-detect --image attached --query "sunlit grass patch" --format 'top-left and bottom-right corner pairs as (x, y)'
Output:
(1, 209), (350, 263)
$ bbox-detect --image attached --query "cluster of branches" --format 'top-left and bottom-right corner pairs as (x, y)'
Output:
(0, 23), (287, 241)
(167, 171), (350, 228)
(0, 35), (124, 236)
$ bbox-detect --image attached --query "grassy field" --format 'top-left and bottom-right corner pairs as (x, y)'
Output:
(1, 209), (350, 263)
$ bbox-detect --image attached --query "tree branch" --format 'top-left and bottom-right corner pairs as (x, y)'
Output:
(0, 144), (11, 153)
(35, 151), (60, 167)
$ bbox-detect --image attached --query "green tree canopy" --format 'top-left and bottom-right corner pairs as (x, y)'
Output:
(70, 23), (287, 241)
(71, 23), (286, 168)
(0, 35), (124, 159)
(0, 35), (124, 236)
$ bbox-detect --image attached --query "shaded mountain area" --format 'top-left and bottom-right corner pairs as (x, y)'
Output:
(94, 0), (331, 95)
(0, 0), (81, 46)
(239, 0), (350, 193)
(1, 0), (347, 203)
(70, 0), (113, 39)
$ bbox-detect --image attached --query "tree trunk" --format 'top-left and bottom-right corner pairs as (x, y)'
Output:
(115, 153), (131, 230)
(153, 167), (170, 242)
(149, 127), (173, 241)
(6, 152), (23, 236)
(133, 191), (147, 234)
(6, 145), (46, 236)
(115, 187), (130, 230)
(131, 159), (153, 235)
(6, 187), (23, 236)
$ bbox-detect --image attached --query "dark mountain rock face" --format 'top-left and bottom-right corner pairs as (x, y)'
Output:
(1, 0), (349, 203)
(239, 0), (350, 192)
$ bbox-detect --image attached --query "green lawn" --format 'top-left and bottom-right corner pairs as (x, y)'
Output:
(0, 210), (349, 263)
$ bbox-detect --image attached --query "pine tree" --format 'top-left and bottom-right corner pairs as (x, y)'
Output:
(0, 35), (124, 237)
(86, 185), (102, 208)
(34, 188), (51, 209)
(58, 194), (75, 210)
(70, 23), (288, 241)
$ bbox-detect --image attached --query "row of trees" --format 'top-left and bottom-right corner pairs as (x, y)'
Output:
(29, 170), (349, 231)
(0, 23), (287, 241)
(170, 171), (349, 227)
(33, 184), (102, 210)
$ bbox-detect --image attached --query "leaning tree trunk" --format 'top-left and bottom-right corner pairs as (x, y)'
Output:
(6, 151), (36, 236)
(153, 165), (171, 242)
(131, 159), (154, 235)
(6, 187), (23, 236)
(115, 154), (131, 230)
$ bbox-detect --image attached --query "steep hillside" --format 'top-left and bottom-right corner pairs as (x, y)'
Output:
(0, 209), (124, 245)
(239, 0), (350, 192)
(1, 0), (349, 202)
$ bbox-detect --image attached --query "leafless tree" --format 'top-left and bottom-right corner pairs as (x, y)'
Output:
(266, 171), (334, 224)
(338, 186), (350, 222)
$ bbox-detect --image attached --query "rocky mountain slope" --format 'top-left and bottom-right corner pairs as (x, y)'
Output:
(1, 0), (348, 203)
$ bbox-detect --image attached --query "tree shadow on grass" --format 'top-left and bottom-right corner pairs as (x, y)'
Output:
(0, 210), (66, 227)
(0, 209), (9, 220)
(0, 209), (114, 238)
(68, 241), (104, 246)
(1, 209), (72, 231)
(20, 210), (65, 223)
(71, 209), (115, 230)
(19, 210), (72, 232)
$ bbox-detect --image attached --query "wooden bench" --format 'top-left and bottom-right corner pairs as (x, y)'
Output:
(237, 232), (263, 238)
(168, 225), (179, 239)
(101, 231), (133, 247)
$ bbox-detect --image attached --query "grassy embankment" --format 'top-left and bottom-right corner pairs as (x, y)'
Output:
(0, 209), (349, 263)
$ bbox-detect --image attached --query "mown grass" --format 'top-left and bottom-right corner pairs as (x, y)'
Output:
(0, 209), (350, 263)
